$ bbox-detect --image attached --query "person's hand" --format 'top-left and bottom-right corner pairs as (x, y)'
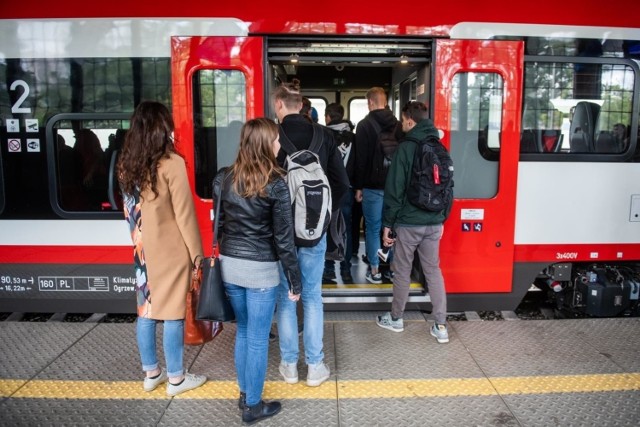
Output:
(355, 189), (363, 202)
(288, 291), (300, 302)
(382, 227), (396, 247)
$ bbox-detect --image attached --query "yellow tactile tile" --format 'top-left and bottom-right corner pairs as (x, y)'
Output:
(490, 373), (640, 395)
(3, 373), (640, 400)
(0, 379), (26, 397)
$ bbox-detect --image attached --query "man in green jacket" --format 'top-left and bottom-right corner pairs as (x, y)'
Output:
(375, 101), (449, 343)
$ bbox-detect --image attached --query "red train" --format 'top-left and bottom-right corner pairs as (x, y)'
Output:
(1, 2), (639, 315)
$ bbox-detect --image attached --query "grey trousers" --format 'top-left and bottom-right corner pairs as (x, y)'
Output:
(391, 224), (447, 324)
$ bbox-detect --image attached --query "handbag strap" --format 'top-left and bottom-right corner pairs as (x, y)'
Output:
(212, 170), (227, 254)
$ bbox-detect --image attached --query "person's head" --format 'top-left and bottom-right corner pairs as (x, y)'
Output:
(310, 107), (319, 123)
(117, 101), (176, 198)
(401, 101), (428, 133)
(366, 87), (388, 111)
(613, 123), (627, 139)
(231, 118), (283, 198)
(273, 79), (303, 122)
(325, 102), (344, 124)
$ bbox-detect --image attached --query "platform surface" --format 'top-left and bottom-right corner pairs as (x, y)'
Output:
(1, 313), (639, 426)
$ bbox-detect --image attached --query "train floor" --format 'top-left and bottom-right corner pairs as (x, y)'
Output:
(1, 312), (639, 426)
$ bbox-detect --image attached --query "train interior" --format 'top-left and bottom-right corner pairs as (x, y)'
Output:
(265, 37), (434, 305)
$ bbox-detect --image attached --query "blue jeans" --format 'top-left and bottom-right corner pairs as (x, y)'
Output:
(136, 317), (184, 378)
(225, 282), (277, 407)
(340, 188), (354, 272)
(277, 235), (326, 366)
(362, 188), (384, 271)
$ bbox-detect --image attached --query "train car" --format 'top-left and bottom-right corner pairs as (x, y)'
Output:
(1, 1), (639, 315)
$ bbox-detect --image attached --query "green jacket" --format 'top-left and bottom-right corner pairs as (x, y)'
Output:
(382, 118), (446, 228)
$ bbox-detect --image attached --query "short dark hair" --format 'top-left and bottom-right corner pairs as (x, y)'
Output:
(401, 101), (428, 123)
(325, 102), (344, 123)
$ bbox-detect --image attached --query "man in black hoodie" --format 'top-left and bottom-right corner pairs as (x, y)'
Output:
(354, 87), (401, 284)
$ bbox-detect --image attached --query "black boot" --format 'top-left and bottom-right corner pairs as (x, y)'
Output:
(238, 392), (246, 410)
(242, 400), (282, 425)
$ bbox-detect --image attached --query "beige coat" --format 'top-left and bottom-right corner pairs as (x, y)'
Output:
(140, 153), (202, 320)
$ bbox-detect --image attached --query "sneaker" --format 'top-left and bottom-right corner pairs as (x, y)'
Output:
(376, 312), (404, 332)
(166, 373), (207, 396)
(341, 270), (354, 284)
(279, 361), (298, 384)
(382, 270), (394, 282)
(143, 368), (167, 392)
(430, 323), (450, 343)
(366, 271), (382, 284)
(306, 362), (330, 387)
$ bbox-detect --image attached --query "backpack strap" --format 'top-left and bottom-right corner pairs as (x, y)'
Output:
(278, 125), (298, 156)
(308, 123), (323, 154)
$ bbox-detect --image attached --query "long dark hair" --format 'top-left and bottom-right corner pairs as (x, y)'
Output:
(117, 101), (177, 198)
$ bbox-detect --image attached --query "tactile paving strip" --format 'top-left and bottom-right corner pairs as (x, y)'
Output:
(324, 310), (425, 322)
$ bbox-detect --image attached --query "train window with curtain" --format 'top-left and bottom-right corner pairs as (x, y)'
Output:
(192, 69), (246, 199)
(521, 60), (637, 159)
(448, 72), (503, 199)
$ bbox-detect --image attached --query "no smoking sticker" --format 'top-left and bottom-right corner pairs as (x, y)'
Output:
(8, 138), (22, 152)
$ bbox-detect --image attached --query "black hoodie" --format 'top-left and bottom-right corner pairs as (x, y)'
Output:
(354, 108), (401, 190)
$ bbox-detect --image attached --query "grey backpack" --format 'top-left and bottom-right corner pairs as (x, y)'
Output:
(279, 124), (332, 247)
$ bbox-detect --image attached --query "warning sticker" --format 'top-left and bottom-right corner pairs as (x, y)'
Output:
(8, 138), (21, 152)
(25, 119), (39, 133)
(6, 119), (19, 133)
(27, 138), (40, 152)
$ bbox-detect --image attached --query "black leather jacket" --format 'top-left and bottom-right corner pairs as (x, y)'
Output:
(212, 169), (302, 294)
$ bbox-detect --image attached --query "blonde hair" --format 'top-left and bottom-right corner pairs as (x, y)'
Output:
(230, 118), (284, 198)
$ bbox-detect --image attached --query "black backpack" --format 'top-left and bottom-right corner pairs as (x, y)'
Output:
(406, 135), (454, 216)
(369, 120), (399, 187)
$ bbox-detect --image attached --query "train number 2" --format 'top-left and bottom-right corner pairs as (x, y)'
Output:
(10, 80), (32, 114)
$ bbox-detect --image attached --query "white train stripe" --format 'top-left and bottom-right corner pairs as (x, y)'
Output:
(0, 220), (131, 246)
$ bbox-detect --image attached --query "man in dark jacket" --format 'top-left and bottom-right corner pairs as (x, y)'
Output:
(323, 102), (356, 283)
(272, 81), (349, 387)
(375, 101), (449, 344)
(354, 87), (401, 284)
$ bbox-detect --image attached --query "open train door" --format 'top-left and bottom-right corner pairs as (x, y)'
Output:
(171, 36), (264, 250)
(433, 39), (524, 310)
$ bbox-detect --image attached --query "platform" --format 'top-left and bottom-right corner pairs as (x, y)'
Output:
(0, 312), (639, 426)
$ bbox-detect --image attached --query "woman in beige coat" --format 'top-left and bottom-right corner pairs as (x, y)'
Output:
(117, 101), (206, 396)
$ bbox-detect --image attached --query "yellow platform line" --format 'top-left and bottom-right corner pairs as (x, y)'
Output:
(3, 373), (639, 400)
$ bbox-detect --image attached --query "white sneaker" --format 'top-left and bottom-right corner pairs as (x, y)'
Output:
(430, 323), (449, 343)
(279, 361), (299, 384)
(143, 368), (167, 392)
(306, 362), (330, 387)
(366, 271), (382, 284)
(166, 373), (207, 396)
(376, 312), (404, 332)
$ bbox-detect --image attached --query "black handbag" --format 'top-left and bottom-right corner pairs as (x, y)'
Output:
(196, 174), (235, 323)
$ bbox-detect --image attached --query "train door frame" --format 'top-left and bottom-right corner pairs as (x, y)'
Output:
(171, 36), (265, 251)
(433, 39), (525, 310)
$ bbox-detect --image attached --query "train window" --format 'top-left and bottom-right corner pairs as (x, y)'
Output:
(0, 58), (170, 122)
(308, 97), (327, 125)
(449, 72), (503, 199)
(0, 149), (4, 215)
(348, 98), (368, 130)
(48, 116), (129, 216)
(192, 69), (246, 199)
(521, 60), (637, 157)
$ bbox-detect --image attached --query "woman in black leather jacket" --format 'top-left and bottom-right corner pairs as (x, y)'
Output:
(212, 118), (301, 425)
